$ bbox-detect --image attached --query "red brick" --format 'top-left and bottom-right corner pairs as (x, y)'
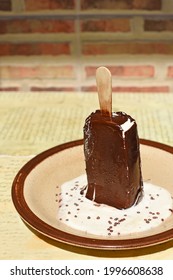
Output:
(0, 43), (10, 56)
(31, 86), (75, 91)
(81, 0), (128, 9)
(81, 0), (161, 10)
(0, 21), (6, 33)
(132, 0), (161, 10)
(111, 86), (169, 93)
(0, 0), (11, 11)
(40, 43), (70, 55)
(82, 42), (173, 55)
(25, 0), (75, 11)
(0, 65), (75, 79)
(0, 19), (75, 34)
(85, 66), (154, 78)
(81, 18), (130, 32)
(10, 43), (40, 56)
(9, 66), (39, 79)
(4, 19), (30, 34)
(25, 0), (49, 10)
(81, 85), (169, 93)
(0, 87), (19, 91)
(81, 86), (97, 92)
(167, 66), (173, 78)
(0, 42), (71, 56)
(39, 65), (75, 78)
(144, 19), (173, 32)
(43, 19), (74, 33)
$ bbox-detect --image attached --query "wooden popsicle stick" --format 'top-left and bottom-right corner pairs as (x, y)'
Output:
(96, 66), (112, 117)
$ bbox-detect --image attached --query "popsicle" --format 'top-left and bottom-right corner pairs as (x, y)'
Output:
(83, 67), (143, 209)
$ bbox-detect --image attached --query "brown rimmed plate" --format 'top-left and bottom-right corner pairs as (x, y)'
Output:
(11, 139), (173, 250)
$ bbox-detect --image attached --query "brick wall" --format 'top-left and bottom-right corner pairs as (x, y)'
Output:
(0, 0), (173, 92)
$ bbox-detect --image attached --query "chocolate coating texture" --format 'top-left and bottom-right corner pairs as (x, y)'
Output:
(83, 110), (143, 209)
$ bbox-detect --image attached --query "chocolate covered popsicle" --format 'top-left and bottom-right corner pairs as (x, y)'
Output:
(83, 67), (143, 209)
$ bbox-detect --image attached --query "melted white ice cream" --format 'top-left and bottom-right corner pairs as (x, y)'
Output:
(56, 174), (173, 237)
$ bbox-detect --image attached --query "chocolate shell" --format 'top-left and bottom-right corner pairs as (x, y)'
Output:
(83, 110), (143, 209)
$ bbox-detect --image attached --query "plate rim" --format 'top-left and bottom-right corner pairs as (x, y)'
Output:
(11, 139), (173, 250)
